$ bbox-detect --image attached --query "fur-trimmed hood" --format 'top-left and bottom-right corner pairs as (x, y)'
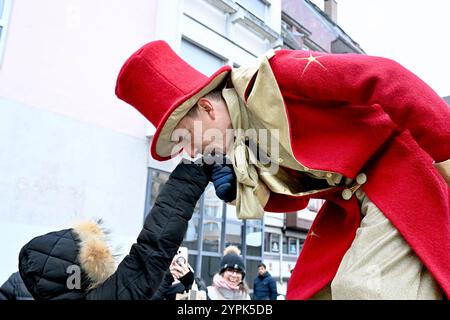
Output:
(73, 221), (116, 289)
(19, 220), (117, 300)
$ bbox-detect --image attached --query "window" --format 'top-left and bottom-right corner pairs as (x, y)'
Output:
(264, 232), (270, 252)
(283, 236), (299, 256)
(271, 235), (280, 252)
(184, 211), (201, 251)
(149, 170), (169, 205)
(201, 256), (221, 288)
(0, 0), (12, 66)
(202, 184), (222, 252)
(235, 0), (268, 21)
(203, 186), (223, 219)
(144, 168), (202, 251)
(245, 259), (262, 290)
(289, 238), (297, 255)
(299, 238), (305, 252)
(225, 204), (241, 222)
(245, 225), (262, 256)
(224, 203), (247, 254)
(282, 236), (288, 254)
(225, 222), (241, 249)
(180, 38), (225, 76)
(264, 232), (280, 253)
(203, 220), (221, 252)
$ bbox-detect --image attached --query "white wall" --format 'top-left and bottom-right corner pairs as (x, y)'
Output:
(0, 1), (159, 282)
(264, 212), (285, 228)
(0, 98), (147, 281)
(0, 0), (157, 139)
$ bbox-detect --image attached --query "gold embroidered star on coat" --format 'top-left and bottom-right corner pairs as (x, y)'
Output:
(294, 53), (328, 77)
(308, 230), (320, 239)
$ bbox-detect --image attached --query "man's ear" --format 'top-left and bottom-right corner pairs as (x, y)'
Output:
(198, 98), (216, 120)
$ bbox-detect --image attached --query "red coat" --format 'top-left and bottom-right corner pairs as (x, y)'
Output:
(259, 50), (450, 299)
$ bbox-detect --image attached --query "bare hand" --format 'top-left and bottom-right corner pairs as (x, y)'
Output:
(170, 260), (190, 280)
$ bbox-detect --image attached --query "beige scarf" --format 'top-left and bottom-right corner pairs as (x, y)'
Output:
(223, 88), (270, 220)
(222, 80), (338, 220)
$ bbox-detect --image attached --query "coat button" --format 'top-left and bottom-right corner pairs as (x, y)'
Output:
(342, 188), (353, 200)
(278, 157), (283, 163)
(356, 173), (367, 185)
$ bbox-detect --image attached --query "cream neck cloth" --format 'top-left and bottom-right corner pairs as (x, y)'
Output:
(223, 88), (269, 220)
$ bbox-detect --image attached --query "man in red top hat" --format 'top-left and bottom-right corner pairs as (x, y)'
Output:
(115, 40), (450, 299)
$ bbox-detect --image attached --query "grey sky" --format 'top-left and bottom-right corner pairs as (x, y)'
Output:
(310, 0), (449, 97)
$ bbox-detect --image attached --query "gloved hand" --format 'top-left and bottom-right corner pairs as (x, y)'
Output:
(207, 156), (237, 203)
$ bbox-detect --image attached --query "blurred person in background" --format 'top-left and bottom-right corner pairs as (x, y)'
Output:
(252, 263), (278, 300)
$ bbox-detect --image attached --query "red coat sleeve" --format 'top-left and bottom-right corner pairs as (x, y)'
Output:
(270, 50), (450, 163)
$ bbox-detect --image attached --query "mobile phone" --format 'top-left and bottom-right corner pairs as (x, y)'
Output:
(175, 247), (188, 267)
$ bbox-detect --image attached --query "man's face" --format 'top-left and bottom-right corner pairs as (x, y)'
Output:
(258, 266), (266, 276)
(172, 97), (233, 158)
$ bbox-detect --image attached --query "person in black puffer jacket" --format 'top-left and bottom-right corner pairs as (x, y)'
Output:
(18, 160), (209, 300)
(0, 272), (33, 300)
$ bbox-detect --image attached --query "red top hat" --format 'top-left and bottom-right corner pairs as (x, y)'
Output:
(115, 40), (231, 161)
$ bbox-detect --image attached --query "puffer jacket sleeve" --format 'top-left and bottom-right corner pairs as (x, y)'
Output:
(151, 270), (174, 300)
(0, 272), (33, 300)
(87, 162), (209, 299)
(0, 274), (15, 300)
